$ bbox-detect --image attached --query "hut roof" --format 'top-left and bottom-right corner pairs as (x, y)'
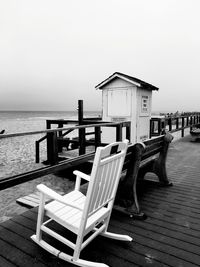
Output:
(95, 72), (159, 91)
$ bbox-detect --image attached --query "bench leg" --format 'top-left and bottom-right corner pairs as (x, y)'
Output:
(114, 144), (147, 220)
(114, 200), (147, 220)
(139, 160), (173, 187)
(153, 158), (173, 186)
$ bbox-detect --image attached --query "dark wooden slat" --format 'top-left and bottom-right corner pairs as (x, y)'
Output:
(0, 223), (64, 267)
(0, 257), (16, 267)
(0, 238), (46, 267)
(110, 218), (200, 266)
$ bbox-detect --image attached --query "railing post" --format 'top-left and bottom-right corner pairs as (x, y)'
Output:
(190, 116), (193, 131)
(95, 126), (101, 148)
(58, 122), (63, 153)
(78, 100), (86, 155)
(181, 117), (185, 137)
(186, 116), (189, 127)
(46, 120), (59, 164)
(78, 100), (84, 124)
(176, 118), (179, 130)
(116, 123), (123, 141)
(46, 120), (51, 130)
(47, 132), (58, 165)
(79, 128), (86, 155)
(126, 122), (131, 141)
(168, 117), (172, 132)
(35, 140), (40, 163)
(158, 118), (162, 135)
(150, 119), (153, 138)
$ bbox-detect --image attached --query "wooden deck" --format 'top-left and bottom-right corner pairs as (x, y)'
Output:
(0, 135), (200, 266)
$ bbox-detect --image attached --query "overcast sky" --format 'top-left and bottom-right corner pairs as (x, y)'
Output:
(0, 0), (200, 112)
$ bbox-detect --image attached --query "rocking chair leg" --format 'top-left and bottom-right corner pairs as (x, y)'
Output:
(101, 231), (133, 242)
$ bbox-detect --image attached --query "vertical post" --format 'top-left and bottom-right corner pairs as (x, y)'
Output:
(158, 118), (162, 135)
(95, 126), (101, 148)
(161, 120), (165, 134)
(116, 123), (123, 141)
(176, 118), (179, 130)
(35, 141), (40, 163)
(46, 120), (51, 130)
(126, 122), (131, 141)
(46, 120), (58, 164)
(78, 100), (86, 155)
(78, 100), (84, 125)
(47, 131), (58, 165)
(168, 117), (172, 132)
(58, 122), (63, 153)
(150, 119), (153, 138)
(181, 117), (185, 137)
(190, 116), (193, 131)
(186, 116), (189, 127)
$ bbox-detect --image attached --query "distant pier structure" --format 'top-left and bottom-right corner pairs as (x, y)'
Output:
(95, 72), (159, 143)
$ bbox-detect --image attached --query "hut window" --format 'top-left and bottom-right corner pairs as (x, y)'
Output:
(141, 96), (149, 113)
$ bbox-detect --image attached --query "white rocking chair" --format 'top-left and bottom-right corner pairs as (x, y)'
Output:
(31, 140), (132, 267)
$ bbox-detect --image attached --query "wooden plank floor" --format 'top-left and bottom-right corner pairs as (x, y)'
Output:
(0, 135), (200, 266)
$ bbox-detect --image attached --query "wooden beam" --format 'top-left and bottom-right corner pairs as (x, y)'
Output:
(0, 152), (95, 191)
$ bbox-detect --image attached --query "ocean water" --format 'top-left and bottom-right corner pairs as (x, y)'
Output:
(0, 110), (100, 133)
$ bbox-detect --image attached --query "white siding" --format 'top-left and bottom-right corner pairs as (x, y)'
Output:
(100, 77), (153, 143)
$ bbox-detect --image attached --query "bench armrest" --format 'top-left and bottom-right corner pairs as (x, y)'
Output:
(37, 184), (82, 211)
(73, 170), (91, 191)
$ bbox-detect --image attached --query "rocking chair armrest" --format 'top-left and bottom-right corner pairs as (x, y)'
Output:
(37, 184), (83, 211)
(73, 170), (91, 191)
(73, 170), (90, 181)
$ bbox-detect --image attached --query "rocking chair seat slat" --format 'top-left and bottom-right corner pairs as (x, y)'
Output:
(45, 190), (85, 214)
(45, 190), (109, 235)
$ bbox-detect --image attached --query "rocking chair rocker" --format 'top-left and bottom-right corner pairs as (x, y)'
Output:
(31, 140), (132, 267)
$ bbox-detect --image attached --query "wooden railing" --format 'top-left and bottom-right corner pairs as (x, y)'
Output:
(0, 121), (131, 191)
(150, 113), (200, 137)
(1, 111), (200, 192)
(44, 121), (131, 164)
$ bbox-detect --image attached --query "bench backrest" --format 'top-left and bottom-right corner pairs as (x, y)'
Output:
(123, 133), (173, 172)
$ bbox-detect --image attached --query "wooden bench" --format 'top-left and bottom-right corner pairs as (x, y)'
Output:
(190, 124), (200, 141)
(115, 132), (174, 219)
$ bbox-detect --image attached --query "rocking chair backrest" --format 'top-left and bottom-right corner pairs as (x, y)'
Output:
(84, 140), (128, 218)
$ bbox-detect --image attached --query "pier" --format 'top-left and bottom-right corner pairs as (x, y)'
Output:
(0, 134), (200, 266)
(0, 99), (200, 266)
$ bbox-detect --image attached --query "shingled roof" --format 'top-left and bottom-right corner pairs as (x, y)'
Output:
(95, 72), (159, 91)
